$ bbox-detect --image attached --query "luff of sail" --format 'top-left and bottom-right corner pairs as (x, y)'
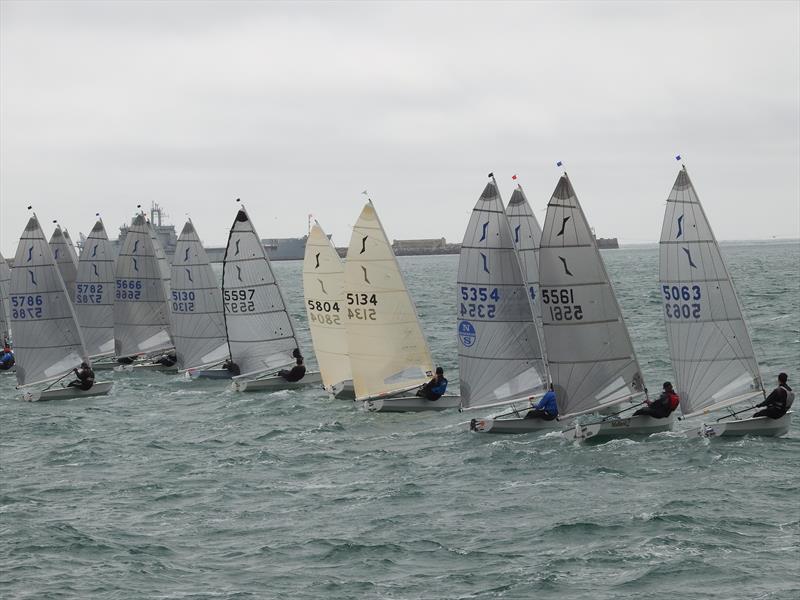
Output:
(49, 226), (78, 302)
(170, 221), (228, 371)
(10, 215), (89, 386)
(457, 180), (547, 409)
(506, 184), (548, 371)
(0, 253), (11, 344)
(222, 207), (299, 379)
(344, 201), (434, 400)
(303, 222), (351, 390)
(63, 229), (81, 267)
(113, 213), (174, 357)
(74, 220), (116, 358)
(659, 167), (762, 416)
(539, 174), (645, 418)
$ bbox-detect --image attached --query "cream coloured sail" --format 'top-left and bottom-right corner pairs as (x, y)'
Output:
(458, 179), (547, 409)
(539, 174), (645, 418)
(170, 221), (229, 371)
(506, 184), (548, 368)
(74, 220), (116, 358)
(113, 213), (174, 357)
(659, 167), (763, 417)
(49, 225), (78, 302)
(303, 222), (351, 390)
(222, 206), (300, 379)
(0, 252), (11, 344)
(344, 201), (434, 401)
(11, 215), (89, 386)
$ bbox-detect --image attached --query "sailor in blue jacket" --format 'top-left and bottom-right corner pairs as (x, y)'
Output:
(417, 367), (448, 401)
(525, 384), (558, 420)
(0, 347), (14, 370)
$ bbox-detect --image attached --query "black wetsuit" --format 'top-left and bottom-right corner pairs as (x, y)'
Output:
(632, 391), (675, 419)
(279, 364), (306, 382)
(68, 367), (95, 391)
(156, 353), (177, 367)
(416, 376), (448, 401)
(224, 360), (241, 376)
(754, 384), (792, 419)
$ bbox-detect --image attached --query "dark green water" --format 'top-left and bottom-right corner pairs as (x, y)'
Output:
(1, 242), (798, 599)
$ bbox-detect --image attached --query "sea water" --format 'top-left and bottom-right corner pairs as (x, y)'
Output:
(1, 242), (798, 599)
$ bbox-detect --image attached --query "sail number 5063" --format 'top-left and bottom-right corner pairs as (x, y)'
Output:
(662, 285), (702, 319)
(542, 288), (583, 321)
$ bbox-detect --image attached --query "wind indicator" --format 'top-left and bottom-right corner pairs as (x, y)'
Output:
(556, 161), (563, 168)
(675, 154), (681, 161)
(512, 174), (518, 180)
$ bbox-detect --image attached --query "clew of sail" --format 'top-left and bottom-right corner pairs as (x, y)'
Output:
(222, 207), (299, 379)
(659, 167), (763, 416)
(11, 215), (89, 386)
(170, 221), (229, 371)
(457, 179), (547, 409)
(113, 213), (174, 357)
(344, 201), (434, 401)
(49, 226), (79, 302)
(0, 253), (11, 344)
(303, 222), (351, 391)
(539, 174), (645, 418)
(74, 220), (116, 359)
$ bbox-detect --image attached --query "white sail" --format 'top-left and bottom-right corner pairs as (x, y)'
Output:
(457, 179), (547, 409)
(302, 222), (351, 390)
(344, 201), (434, 400)
(0, 252), (11, 344)
(113, 213), (174, 357)
(506, 184), (548, 368)
(10, 215), (89, 386)
(49, 226), (78, 302)
(170, 221), (229, 371)
(659, 167), (763, 416)
(74, 220), (116, 358)
(63, 229), (81, 267)
(539, 174), (645, 417)
(222, 207), (300, 378)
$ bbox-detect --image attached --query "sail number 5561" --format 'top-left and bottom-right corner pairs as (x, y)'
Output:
(542, 288), (584, 321)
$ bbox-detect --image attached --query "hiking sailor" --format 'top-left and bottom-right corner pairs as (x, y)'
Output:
(525, 384), (558, 420)
(416, 367), (448, 401)
(278, 348), (306, 382)
(632, 381), (679, 418)
(0, 346), (14, 371)
(753, 373), (794, 419)
(67, 362), (95, 391)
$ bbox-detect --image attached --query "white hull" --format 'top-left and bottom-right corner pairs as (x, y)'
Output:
(699, 411), (792, 438)
(470, 415), (560, 434)
(114, 362), (178, 373)
(91, 361), (119, 372)
(186, 367), (233, 380)
(362, 395), (461, 413)
(22, 380), (113, 402)
(563, 414), (674, 441)
(231, 371), (323, 392)
(330, 380), (355, 400)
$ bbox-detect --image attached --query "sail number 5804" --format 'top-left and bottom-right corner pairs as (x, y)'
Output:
(542, 288), (583, 321)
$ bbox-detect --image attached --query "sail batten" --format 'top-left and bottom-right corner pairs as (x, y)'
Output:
(11, 215), (89, 386)
(538, 174), (645, 416)
(113, 214), (174, 357)
(222, 207), (299, 378)
(659, 167), (762, 415)
(457, 179), (548, 409)
(343, 201), (434, 401)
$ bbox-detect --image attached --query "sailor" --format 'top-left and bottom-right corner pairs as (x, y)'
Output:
(416, 367), (448, 401)
(67, 361), (95, 391)
(155, 351), (177, 367)
(753, 373), (794, 419)
(223, 359), (241, 376)
(0, 346), (15, 370)
(278, 348), (306, 382)
(525, 384), (558, 420)
(116, 356), (136, 365)
(632, 381), (679, 418)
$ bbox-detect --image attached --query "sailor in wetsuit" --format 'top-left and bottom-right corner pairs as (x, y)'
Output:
(417, 367), (448, 401)
(632, 382), (679, 418)
(278, 348), (306, 382)
(67, 362), (95, 391)
(0, 346), (15, 370)
(223, 359), (241, 376)
(753, 373), (794, 419)
(155, 351), (177, 367)
(525, 384), (558, 420)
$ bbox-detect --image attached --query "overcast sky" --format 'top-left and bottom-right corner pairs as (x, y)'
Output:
(1, 1), (798, 257)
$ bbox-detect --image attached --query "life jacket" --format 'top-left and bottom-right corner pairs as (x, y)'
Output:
(667, 391), (680, 412)
(782, 385), (794, 409)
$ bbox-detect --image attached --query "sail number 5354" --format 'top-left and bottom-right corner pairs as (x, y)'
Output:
(460, 286), (499, 320)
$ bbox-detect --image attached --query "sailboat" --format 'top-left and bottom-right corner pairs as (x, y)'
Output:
(0, 252), (11, 347)
(222, 205), (321, 392)
(113, 212), (176, 371)
(536, 174), (663, 441)
(459, 178), (551, 433)
(343, 199), (457, 412)
(170, 220), (230, 378)
(302, 221), (353, 398)
(49, 225), (79, 302)
(73, 219), (116, 369)
(10, 214), (112, 401)
(660, 166), (791, 437)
